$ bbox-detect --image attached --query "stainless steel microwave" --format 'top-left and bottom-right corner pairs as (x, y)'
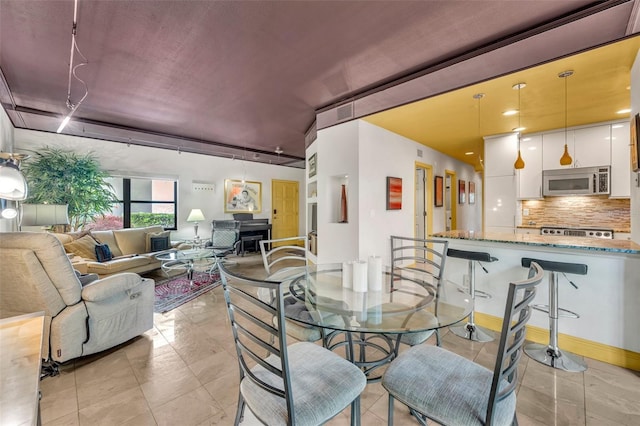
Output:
(542, 166), (610, 196)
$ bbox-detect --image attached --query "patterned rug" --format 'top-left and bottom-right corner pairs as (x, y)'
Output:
(154, 270), (221, 313)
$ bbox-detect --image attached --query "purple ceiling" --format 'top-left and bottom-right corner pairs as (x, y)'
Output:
(1, 0), (638, 167)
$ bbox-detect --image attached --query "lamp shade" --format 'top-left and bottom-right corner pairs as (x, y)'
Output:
(21, 204), (70, 226)
(186, 209), (205, 222)
(0, 162), (28, 201)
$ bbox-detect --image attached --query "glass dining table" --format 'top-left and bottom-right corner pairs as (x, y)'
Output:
(264, 263), (473, 381)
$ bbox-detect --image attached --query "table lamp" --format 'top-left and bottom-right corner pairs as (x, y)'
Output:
(186, 208), (205, 239)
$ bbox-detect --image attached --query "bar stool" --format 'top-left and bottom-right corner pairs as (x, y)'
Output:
(521, 257), (587, 372)
(446, 248), (498, 342)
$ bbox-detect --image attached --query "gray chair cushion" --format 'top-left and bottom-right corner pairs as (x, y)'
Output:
(276, 297), (345, 342)
(397, 329), (434, 346)
(383, 345), (516, 426)
(242, 342), (366, 426)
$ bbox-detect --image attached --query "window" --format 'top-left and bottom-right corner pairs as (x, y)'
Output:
(89, 177), (177, 230)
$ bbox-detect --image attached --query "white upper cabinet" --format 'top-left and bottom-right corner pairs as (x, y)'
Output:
(542, 124), (612, 170)
(610, 121), (631, 198)
(542, 130), (574, 170)
(484, 133), (517, 177)
(517, 135), (543, 199)
(573, 125), (611, 168)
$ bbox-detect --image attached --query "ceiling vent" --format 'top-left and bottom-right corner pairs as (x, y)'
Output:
(336, 103), (354, 122)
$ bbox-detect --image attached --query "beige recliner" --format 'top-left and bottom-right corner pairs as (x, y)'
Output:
(0, 232), (155, 363)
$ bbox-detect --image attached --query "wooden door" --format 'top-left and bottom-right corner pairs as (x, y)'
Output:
(271, 180), (299, 246)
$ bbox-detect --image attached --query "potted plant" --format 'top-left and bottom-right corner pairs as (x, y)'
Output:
(22, 147), (118, 231)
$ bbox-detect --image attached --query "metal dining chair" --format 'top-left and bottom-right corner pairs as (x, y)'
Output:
(387, 236), (449, 349)
(259, 236), (343, 344)
(382, 261), (544, 426)
(218, 262), (367, 426)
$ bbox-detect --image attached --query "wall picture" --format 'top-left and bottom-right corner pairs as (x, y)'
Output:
(458, 180), (466, 204)
(308, 153), (317, 178)
(632, 113), (640, 172)
(468, 181), (476, 204)
(224, 179), (262, 213)
(386, 177), (402, 210)
(434, 176), (443, 207)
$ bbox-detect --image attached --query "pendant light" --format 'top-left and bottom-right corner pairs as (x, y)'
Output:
(473, 93), (484, 170)
(559, 70), (574, 166)
(513, 83), (526, 170)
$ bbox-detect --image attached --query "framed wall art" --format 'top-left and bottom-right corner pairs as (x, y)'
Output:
(224, 179), (262, 213)
(386, 176), (402, 210)
(468, 181), (476, 204)
(434, 175), (443, 207)
(308, 153), (317, 178)
(632, 113), (640, 172)
(458, 180), (466, 204)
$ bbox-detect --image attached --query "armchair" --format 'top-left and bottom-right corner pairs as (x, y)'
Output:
(0, 232), (154, 365)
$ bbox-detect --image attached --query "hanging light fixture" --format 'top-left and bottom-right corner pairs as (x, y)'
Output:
(559, 70), (574, 166)
(473, 93), (484, 170)
(57, 0), (89, 134)
(0, 153), (30, 201)
(512, 83), (526, 170)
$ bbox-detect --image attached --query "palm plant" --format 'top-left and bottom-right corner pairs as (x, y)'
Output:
(22, 147), (118, 231)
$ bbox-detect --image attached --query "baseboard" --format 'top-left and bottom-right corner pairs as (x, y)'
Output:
(473, 312), (640, 371)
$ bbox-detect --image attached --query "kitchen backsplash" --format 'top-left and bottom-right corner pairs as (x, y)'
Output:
(521, 196), (631, 232)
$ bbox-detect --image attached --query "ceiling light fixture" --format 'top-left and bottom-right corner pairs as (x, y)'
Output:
(275, 146), (283, 155)
(465, 151), (474, 155)
(502, 110), (518, 116)
(559, 70), (574, 166)
(617, 108), (631, 114)
(513, 83), (526, 170)
(57, 0), (89, 134)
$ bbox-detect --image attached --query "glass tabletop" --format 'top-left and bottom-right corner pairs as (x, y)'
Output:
(155, 248), (216, 262)
(265, 263), (472, 335)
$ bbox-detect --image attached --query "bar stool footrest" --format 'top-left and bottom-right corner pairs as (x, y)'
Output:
(532, 304), (580, 319)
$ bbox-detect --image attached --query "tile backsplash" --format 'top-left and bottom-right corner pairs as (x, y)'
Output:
(521, 196), (631, 232)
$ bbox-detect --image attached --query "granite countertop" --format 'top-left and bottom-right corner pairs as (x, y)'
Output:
(432, 230), (640, 255)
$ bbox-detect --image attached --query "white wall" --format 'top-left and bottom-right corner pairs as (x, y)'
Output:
(631, 49), (640, 244)
(314, 119), (481, 265)
(12, 128), (305, 238)
(0, 107), (13, 152)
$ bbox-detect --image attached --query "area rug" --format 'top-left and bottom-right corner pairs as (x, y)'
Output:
(154, 271), (221, 313)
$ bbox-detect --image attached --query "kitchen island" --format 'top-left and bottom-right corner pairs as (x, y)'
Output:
(432, 230), (640, 370)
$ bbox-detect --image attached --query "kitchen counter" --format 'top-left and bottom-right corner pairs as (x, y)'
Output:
(515, 225), (631, 233)
(431, 230), (640, 367)
(432, 230), (640, 254)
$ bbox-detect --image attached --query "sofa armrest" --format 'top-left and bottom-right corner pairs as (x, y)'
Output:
(81, 273), (154, 302)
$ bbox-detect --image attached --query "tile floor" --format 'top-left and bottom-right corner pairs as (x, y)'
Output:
(39, 254), (640, 426)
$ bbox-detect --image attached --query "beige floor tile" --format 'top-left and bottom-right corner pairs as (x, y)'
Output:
(40, 384), (79, 425)
(516, 383), (586, 426)
(78, 387), (152, 426)
(188, 349), (237, 385)
(151, 386), (224, 426)
(203, 370), (241, 409)
(129, 345), (189, 385)
(121, 328), (174, 362)
(74, 356), (140, 410)
(140, 364), (202, 408)
(42, 411), (79, 426)
(584, 365), (640, 425)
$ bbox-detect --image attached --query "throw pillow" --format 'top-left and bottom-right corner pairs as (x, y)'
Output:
(64, 234), (99, 261)
(95, 243), (113, 262)
(149, 236), (170, 252)
(145, 230), (171, 252)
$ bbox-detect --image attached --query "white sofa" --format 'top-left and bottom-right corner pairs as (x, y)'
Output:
(0, 232), (155, 363)
(55, 225), (173, 277)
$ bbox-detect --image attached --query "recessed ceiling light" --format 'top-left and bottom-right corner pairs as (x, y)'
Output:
(512, 127), (526, 132)
(612, 124), (624, 129)
(617, 108), (631, 114)
(503, 110), (518, 116)
(465, 151), (474, 155)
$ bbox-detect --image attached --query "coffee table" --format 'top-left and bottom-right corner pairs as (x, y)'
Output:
(155, 248), (217, 287)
